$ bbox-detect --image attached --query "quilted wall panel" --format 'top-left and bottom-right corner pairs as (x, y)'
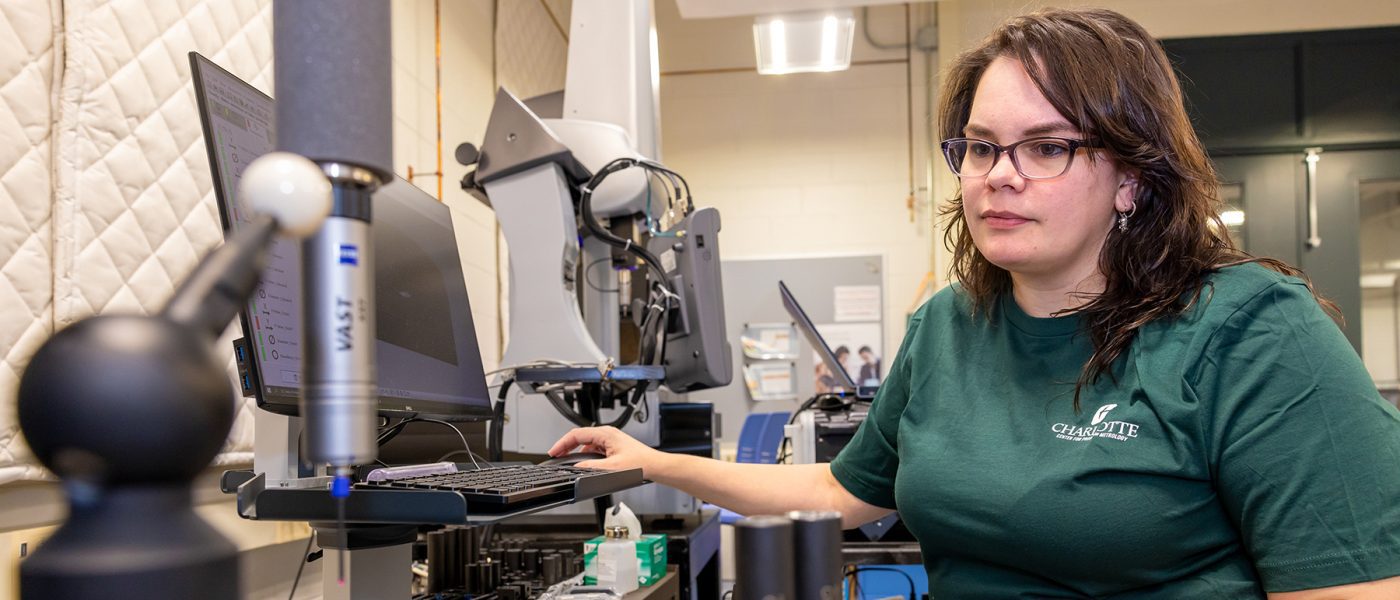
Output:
(5, 0), (570, 484)
(27, 0), (273, 480)
(0, 0), (61, 486)
(496, 0), (569, 101)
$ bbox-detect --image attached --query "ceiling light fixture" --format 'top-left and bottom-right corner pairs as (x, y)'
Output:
(754, 10), (855, 75)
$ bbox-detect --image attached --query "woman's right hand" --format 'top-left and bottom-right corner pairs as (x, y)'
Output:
(547, 426), (666, 475)
(551, 427), (890, 527)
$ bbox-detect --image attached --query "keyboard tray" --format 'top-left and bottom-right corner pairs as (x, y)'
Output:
(223, 464), (645, 526)
(357, 464), (629, 511)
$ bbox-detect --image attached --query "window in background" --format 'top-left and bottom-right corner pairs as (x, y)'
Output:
(1360, 179), (1400, 393)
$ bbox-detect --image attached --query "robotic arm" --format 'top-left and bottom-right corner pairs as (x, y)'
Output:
(457, 88), (732, 456)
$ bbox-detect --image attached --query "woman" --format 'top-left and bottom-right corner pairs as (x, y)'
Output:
(550, 8), (1400, 597)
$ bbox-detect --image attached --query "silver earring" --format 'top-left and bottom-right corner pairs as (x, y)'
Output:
(1117, 204), (1137, 233)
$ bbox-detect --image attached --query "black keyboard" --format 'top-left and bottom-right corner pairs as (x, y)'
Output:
(357, 464), (643, 513)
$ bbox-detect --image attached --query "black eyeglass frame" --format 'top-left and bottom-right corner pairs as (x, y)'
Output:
(940, 136), (1104, 180)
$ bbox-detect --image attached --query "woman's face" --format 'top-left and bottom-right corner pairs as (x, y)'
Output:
(960, 56), (1135, 283)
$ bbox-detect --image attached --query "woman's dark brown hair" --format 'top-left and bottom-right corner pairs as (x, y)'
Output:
(937, 7), (1339, 409)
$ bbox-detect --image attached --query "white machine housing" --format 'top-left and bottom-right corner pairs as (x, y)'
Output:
(494, 0), (669, 456)
(483, 0), (712, 514)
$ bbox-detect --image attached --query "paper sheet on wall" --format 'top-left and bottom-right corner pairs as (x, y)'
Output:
(743, 362), (796, 401)
(740, 322), (799, 360)
(834, 285), (881, 322)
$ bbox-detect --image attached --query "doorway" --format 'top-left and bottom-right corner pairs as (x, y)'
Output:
(1215, 149), (1400, 386)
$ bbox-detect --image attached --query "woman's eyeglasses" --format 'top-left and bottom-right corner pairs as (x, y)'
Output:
(940, 136), (1102, 180)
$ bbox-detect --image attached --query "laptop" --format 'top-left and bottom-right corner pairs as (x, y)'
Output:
(778, 281), (878, 400)
(189, 51), (495, 421)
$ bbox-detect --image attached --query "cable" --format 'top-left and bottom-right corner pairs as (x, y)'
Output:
(376, 416), (481, 470)
(632, 294), (658, 365)
(377, 417), (413, 446)
(545, 388), (596, 428)
(489, 378), (513, 461)
(846, 565), (917, 600)
(435, 448), (490, 463)
(578, 158), (673, 291)
(414, 417), (481, 471)
(544, 385), (639, 428)
(631, 379), (650, 424)
(287, 530), (316, 600)
(652, 287), (677, 380)
(577, 157), (699, 376)
(636, 159), (693, 213)
(635, 282), (678, 367)
(636, 291), (663, 365)
(644, 170), (683, 236)
(643, 170), (667, 237)
(584, 257), (621, 293)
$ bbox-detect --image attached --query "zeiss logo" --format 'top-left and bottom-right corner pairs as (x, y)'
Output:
(339, 244), (359, 266)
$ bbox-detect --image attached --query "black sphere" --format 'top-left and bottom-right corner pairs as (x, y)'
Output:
(17, 315), (236, 485)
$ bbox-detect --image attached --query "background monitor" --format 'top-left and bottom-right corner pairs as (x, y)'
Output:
(191, 52), (493, 421)
(650, 207), (733, 392)
(778, 280), (864, 397)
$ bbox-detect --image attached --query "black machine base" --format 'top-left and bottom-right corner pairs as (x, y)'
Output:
(20, 485), (238, 600)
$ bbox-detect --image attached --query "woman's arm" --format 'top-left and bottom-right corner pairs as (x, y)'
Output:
(1267, 576), (1400, 599)
(549, 426), (893, 528)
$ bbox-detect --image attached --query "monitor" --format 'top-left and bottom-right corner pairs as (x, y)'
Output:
(648, 207), (733, 392)
(778, 281), (875, 399)
(191, 52), (493, 420)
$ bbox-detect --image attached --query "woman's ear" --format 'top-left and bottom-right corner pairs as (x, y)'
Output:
(1114, 171), (1140, 213)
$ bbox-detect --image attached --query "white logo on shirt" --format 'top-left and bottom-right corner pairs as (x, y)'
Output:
(1092, 404), (1118, 425)
(1051, 403), (1140, 443)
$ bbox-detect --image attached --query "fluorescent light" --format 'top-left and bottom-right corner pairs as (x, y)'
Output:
(754, 10), (854, 75)
(1361, 273), (1397, 289)
(820, 15), (837, 67)
(770, 19), (787, 72)
(1220, 210), (1245, 227)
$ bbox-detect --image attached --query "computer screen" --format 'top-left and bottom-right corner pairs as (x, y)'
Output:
(191, 52), (493, 420)
(649, 207), (733, 392)
(778, 280), (865, 397)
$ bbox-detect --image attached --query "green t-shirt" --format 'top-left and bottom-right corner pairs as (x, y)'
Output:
(830, 263), (1400, 597)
